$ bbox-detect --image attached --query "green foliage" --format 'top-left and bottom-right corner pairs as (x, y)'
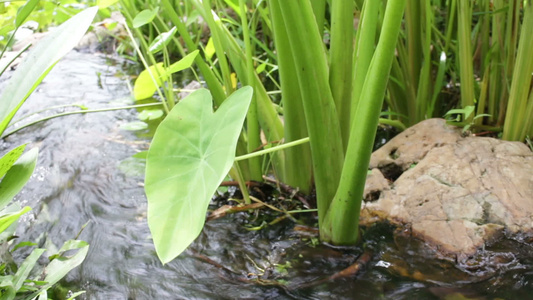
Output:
(0, 6), (99, 135)
(119, 0), (532, 264)
(0, 7), (97, 299)
(0, 0), (108, 51)
(145, 87), (252, 264)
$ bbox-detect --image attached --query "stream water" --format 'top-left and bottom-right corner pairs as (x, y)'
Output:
(1, 51), (532, 300)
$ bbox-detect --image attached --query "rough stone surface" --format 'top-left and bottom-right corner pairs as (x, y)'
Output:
(361, 118), (533, 259)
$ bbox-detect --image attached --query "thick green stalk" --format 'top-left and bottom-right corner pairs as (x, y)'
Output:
(414, 0), (432, 121)
(498, 0), (521, 125)
(488, 0), (505, 123)
(240, 0), (262, 181)
(322, 0), (406, 245)
(330, 0), (355, 150)
(269, 1), (313, 193)
(310, 0), (327, 38)
(274, 0), (344, 226)
(351, 1), (379, 124)
(503, 1), (533, 141)
(457, 0), (476, 110)
(405, 1), (422, 99)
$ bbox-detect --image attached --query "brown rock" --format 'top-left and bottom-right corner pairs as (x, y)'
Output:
(361, 118), (533, 259)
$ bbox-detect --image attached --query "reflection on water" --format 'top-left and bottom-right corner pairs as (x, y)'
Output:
(1, 51), (531, 300)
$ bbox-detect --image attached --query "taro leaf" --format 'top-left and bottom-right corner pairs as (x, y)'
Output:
(0, 205), (31, 234)
(0, 7), (98, 136)
(145, 87), (253, 264)
(132, 8), (158, 28)
(0, 144), (26, 179)
(0, 148), (38, 210)
(15, 0), (40, 27)
(133, 63), (165, 100)
(166, 50), (199, 75)
(148, 26), (177, 54)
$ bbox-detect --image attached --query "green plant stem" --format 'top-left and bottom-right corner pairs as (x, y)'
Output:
(240, 0), (263, 182)
(310, 0), (326, 37)
(351, 1), (379, 125)
(503, 1), (533, 141)
(329, 0), (355, 150)
(123, 22), (169, 113)
(2, 103), (163, 138)
(457, 0), (476, 110)
(274, 0), (345, 227)
(269, 1), (312, 193)
(322, 0), (406, 245)
(0, 43), (30, 76)
(235, 137), (310, 162)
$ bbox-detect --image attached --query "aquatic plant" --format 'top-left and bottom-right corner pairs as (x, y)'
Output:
(0, 7), (96, 299)
(121, 0), (533, 264)
(126, 0), (406, 264)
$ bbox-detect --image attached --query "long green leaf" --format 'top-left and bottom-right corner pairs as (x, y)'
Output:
(0, 144), (26, 180)
(0, 206), (31, 234)
(25, 240), (89, 299)
(148, 27), (177, 54)
(145, 87), (253, 264)
(13, 248), (46, 291)
(15, 0), (40, 27)
(0, 148), (38, 210)
(0, 7), (98, 136)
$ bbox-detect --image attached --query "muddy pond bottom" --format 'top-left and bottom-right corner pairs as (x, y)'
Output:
(1, 51), (532, 300)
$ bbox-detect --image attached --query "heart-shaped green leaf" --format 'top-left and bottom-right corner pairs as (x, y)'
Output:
(145, 87), (253, 264)
(132, 8), (158, 28)
(133, 63), (165, 100)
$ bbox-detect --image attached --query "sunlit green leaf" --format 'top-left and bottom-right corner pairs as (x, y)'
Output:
(12, 248), (45, 291)
(166, 50), (199, 75)
(15, 0), (39, 27)
(0, 148), (38, 210)
(148, 27), (177, 54)
(0, 144), (26, 179)
(205, 37), (215, 60)
(0, 7), (98, 136)
(96, 0), (119, 9)
(145, 87), (253, 264)
(132, 8), (158, 28)
(133, 63), (165, 100)
(26, 240), (89, 298)
(0, 206), (31, 234)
